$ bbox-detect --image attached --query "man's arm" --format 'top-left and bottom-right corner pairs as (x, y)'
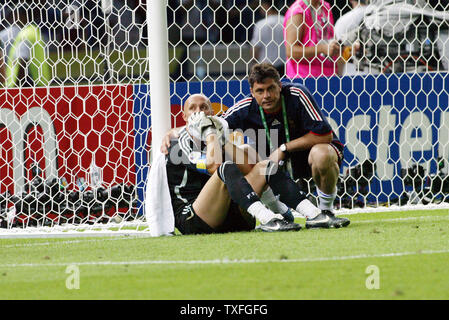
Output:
(161, 126), (184, 154)
(269, 131), (333, 163)
(285, 14), (340, 61)
(204, 133), (223, 175)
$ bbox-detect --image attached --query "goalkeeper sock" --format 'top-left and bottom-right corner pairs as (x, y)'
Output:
(247, 201), (282, 225)
(265, 160), (307, 208)
(260, 188), (289, 214)
(265, 161), (319, 219)
(316, 187), (337, 212)
(217, 161), (279, 224)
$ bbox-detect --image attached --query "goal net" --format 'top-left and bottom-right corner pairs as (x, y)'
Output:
(1, 0), (449, 237)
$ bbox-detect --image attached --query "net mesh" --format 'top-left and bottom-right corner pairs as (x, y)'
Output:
(1, 0), (449, 235)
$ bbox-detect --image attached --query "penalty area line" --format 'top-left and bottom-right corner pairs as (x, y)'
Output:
(1, 249), (449, 268)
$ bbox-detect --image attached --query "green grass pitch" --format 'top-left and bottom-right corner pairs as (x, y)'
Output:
(1, 209), (448, 300)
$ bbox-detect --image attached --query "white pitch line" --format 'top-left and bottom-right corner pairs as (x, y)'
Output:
(1, 249), (449, 268)
(355, 215), (449, 224)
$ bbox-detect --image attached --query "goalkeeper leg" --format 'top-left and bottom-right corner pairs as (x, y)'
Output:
(191, 160), (301, 233)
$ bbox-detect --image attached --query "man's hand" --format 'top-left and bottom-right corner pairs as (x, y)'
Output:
(328, 40), (341, 57)
(318, 40), (341, 58)
(187, 112), (226, 143)
(269, 147), (287, 165)
(161, 128), (181, 155)
(208, 116), (226, 144)
(187, 111), (216, 141)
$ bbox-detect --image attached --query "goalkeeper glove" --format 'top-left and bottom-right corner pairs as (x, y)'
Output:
(208, 116), (227, 145)
(187, 111), (218, 141)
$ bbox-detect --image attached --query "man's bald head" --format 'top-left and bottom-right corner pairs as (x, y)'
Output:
(182, 94), (213, 122)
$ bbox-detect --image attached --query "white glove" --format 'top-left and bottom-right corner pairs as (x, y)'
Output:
(187, 111), (217, 141)
(209, 116), (225, 142)
(186, 112), (203, 140)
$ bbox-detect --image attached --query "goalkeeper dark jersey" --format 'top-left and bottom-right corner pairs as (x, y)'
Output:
(165, 127), (255, 235)
(221, 83), (344, 179)
(165, 127), (210, 214)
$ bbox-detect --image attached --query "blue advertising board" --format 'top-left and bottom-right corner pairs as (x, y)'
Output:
(134, 72), (449, 205)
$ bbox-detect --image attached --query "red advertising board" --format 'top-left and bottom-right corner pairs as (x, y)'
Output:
(0, 85), (136, 195)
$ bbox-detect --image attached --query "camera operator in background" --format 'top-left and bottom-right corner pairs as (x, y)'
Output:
(335, 0), (449, 74)
(334, 0), (367, 76)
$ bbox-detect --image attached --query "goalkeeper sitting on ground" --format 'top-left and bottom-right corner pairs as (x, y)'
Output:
(164, 93), (321, 234)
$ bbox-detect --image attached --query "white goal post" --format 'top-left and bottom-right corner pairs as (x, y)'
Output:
(1, 0), (449, 238)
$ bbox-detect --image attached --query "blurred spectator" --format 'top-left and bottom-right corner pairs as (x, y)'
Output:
(0, 4), (51, 87)
(165, 0), (220, 81)
(250, 0), (286, 77)
(106, 0), (145, 51)
(59, 0), (106, 50)
(173, 0), (219, 45)
(31, 0), (66, 44)
(334, 0), (367, 75)
(167, 0), (182, 44)
(217, 0), (254, 44)
(283, 0), (344, 78)
(34, 0), (146, 50)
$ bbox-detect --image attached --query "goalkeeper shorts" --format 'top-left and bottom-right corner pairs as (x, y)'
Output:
(174, 201), (255, 235)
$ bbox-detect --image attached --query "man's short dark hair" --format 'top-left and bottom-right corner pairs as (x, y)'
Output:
(248, 63), (281, 87)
